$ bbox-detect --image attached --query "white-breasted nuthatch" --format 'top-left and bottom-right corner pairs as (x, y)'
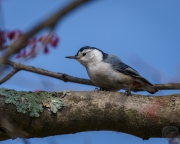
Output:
(65, 46), (158, 95)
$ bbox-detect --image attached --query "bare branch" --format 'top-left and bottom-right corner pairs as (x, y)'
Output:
(0, 68), (18, 84)
(153, 83), (180, 90)
(5, 60), (94, 86)
(132, 83), (180, 92)
(3, 60), (180, 92)
(0, 0), (91, 66)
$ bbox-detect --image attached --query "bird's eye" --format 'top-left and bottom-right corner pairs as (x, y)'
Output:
(82, 53), (86, 56)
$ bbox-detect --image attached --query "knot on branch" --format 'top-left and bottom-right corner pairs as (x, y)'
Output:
(61, 74), (68, 82)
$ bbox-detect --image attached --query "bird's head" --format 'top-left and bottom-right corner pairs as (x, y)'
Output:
(65, 46), (107, 67)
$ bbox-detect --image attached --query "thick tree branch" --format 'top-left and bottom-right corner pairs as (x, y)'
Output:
(0, 0), (91, 66)
(3, 60), (180, 92)
(0, 88), (179, 141)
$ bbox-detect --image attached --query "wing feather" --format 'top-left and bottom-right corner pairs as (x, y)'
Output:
(103, 54), (153, 86)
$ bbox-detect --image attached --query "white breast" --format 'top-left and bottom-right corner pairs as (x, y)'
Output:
(86, 61), (133, 91)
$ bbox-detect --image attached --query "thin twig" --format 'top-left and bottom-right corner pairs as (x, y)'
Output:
(133, 83), (180, 92)
(3, 60), (180, 92)
(0, 69), (19, 84)
(5, 60), (94, 86)
(0, 0), (91, 66)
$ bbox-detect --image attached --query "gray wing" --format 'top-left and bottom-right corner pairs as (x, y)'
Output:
(103, 54), (153, 86)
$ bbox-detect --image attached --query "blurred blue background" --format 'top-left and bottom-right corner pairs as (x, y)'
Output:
(1, 0), (180, 143)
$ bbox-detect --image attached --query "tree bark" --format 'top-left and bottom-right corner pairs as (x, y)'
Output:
(0, 88), (179, 141)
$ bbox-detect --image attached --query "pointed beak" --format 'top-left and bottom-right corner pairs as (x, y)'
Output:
(65, 56), (78, 59)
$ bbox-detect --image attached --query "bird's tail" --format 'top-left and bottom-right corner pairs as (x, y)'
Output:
(144, 85), (158, 94)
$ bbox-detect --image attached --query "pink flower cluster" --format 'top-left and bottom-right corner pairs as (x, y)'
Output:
(0, 30), (59, 59)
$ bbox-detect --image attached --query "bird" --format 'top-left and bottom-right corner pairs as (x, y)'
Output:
(65, 46), (158, 95)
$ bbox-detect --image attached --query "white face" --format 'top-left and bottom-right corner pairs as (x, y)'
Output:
(76, 49), (103, 67)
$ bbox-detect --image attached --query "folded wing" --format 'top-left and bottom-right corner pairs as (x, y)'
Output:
(103, 54), (153, 86)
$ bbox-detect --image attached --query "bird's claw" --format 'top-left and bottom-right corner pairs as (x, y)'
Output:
(94, 87), (108, 92)
(94, 87), (100, 92)
(125, 89), (132, 96)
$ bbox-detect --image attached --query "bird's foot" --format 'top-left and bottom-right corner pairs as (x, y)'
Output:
(125, 88), (132, 96)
